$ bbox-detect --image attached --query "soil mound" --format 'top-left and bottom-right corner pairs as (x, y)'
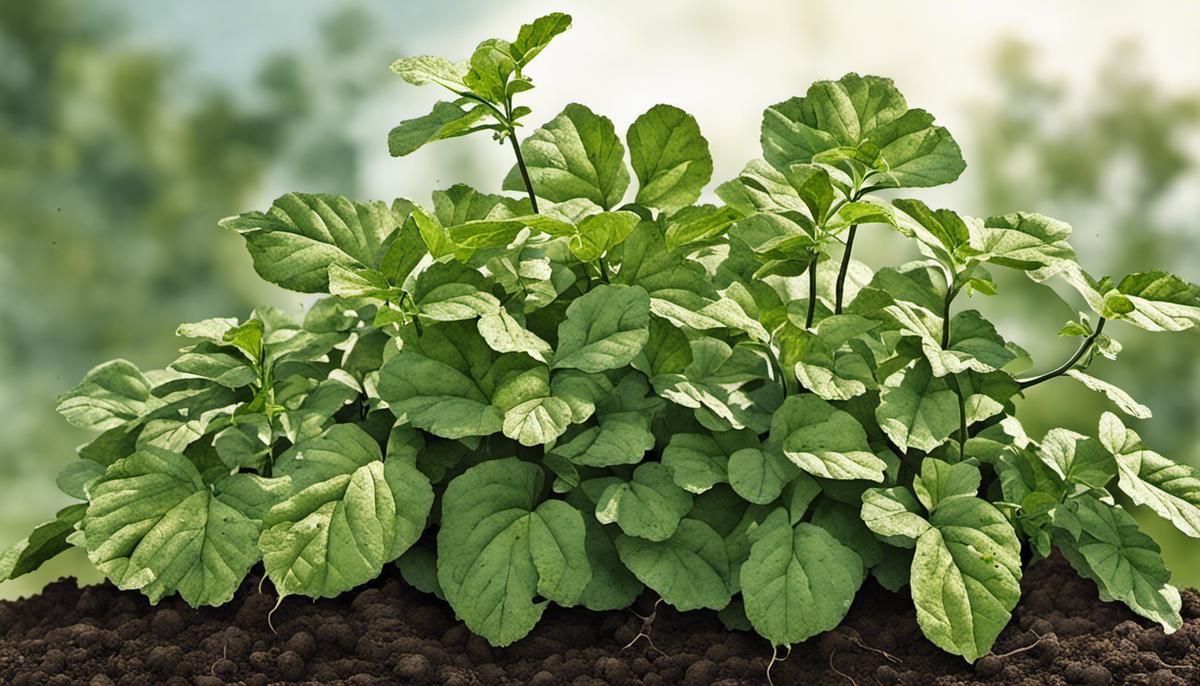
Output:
(1, 553), (1198, 685)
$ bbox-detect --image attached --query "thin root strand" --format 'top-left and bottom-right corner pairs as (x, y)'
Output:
(829, 648), (857, 686)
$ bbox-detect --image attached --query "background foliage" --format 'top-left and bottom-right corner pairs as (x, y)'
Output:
(1, 0), (1197, 602)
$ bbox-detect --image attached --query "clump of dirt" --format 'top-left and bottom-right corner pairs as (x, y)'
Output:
(0, 553), (1197, 685)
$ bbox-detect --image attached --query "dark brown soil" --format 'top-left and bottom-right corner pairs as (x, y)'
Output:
(1, 553), (1198, 686)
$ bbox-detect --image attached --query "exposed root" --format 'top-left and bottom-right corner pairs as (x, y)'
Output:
(1144, 653), (1196, 671)
(991, 629), (1045, 658)
(766, 644), (791, 686)
(829, 648), (857, 685)
(209, 644), (228, 676)
(622, 598), (668, 657)
(836, 628), (902, 665)
(266, 595), (284, 635)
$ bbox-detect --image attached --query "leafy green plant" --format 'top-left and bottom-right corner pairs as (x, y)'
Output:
(5, 12), (1200, 663)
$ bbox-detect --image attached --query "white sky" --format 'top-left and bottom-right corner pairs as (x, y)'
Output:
(114, 0), (1200, 207)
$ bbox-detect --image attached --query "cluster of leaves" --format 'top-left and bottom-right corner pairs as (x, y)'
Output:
(5, 12), (1200, 663)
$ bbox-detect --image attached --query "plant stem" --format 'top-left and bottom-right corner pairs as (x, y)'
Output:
(834, 226), (857, 314)
(766, 344), (790, 398)
(508, 133), (539, 214)
(831, 186), (867, 314)
(940, 286), (958, 348)
(598, 257), (610, 283)
(806, 255), (818, 329)
(950, 373), (968, 455)
(1018, 317), (1107, 390)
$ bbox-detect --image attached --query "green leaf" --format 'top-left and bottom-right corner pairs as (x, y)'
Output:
(1064, 369), (1151, 419)
(411, 261), (501, 321)
(569, 497), (643, 611)
(740, 509), (865, 645)
(861, 487), (929, 546)
(662, 431), (755, 495)
(56, 460), (106, 500)
(911, 496), (1023, 662)
(477, 308), (553, 363)
(728, 446), (800, 505)
(504, 104), (630, 209)
(862, 109), (967, 188)
(169, 349), (257, 389)
(220, 193), (402, 293)
(263, 459), (395, 600)
(389, 55), (469, 92)
(632, 316), (693, 377)
(396, 544), (443, 599)
(980, 212), (1076, 281)
(56, 360), (150, 431)
(892, 199), (981, 268)
(383, 458), (436, 560)
(626, 104), (712, 213)
(260, 424), (432, 599)
(761, 73), (964, 188)
(1037, 428), (1115, 490)
(876, 359), (960, 453)
(213, 317), (263, 363)
(789, 317), (880, 401)
(770, 395), (886, 481)
(549, 374), (660, 468)
(913, 458), (982, 511)
(1109, 271), (1200, 333)
(512, 13), (572, 66)
(84, 447), (261, 607)
(327, 265), (394, 299)
(0, 505), (86, 582)
(1052, 495), (1182, 632)
(663, 204), (741, 250)
(595, 463), (693, 542)
(652, 338), (776, 433)
(810, 498), (887, 567)
(568, 211), (640, 262)
(438, 459), (591, 646)
(1100, 412), (1200, 538)
(503, 396), (573, 446)
(615, 221), (768, 341)
(615, 518), (732, 611)
(377, 322), (506, 439)
(553, 284), (651, 373)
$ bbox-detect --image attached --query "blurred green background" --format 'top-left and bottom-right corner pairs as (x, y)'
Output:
(1, 0), (1197, 600)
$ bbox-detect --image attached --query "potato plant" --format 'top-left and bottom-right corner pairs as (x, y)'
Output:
(4, 12), (1200, 663)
